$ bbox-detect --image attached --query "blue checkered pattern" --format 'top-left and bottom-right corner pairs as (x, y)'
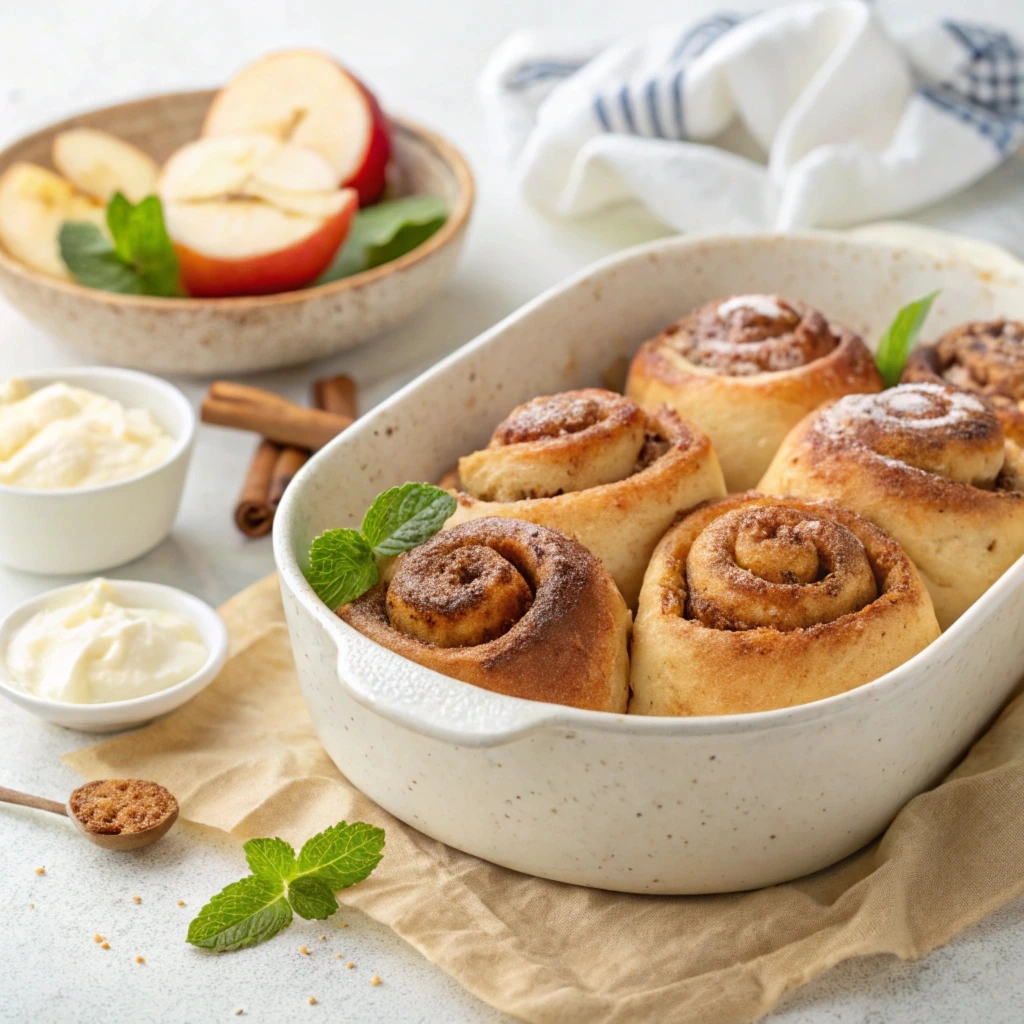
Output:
(592, 13), (744, 141)
(919, 21), (1024, 154)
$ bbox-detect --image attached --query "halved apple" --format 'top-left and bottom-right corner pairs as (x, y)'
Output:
(0, 162), (105, 278)
(202, 50), (391, 205)
(53, 128), (159, 203)
(159, 135), (358, 297)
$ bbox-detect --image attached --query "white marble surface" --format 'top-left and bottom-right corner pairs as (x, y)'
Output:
(4, 1), (1024, 1021)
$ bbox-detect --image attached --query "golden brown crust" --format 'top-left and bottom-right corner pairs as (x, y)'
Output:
(758, 382), (1024, 628)
(626, 295), (883, 491)
(629, 494), (940, 716)
(444, 389), (726, 608)
(902, 320), (1024, 444)
(340, 517), (632, 712)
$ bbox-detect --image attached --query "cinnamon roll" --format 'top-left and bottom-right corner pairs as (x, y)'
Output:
(339, 518), (631, 712)
(626, 295), (883, 491)
(902, 319), (1024, 444)
(629, 494), (940, 716)
(759, 382), (1024, 628)
(441, 389), (726, 607)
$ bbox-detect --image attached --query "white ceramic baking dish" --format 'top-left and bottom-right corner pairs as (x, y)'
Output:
(274, 231), (1024, 894)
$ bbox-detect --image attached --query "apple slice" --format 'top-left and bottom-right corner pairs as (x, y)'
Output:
(159, 135), (358, 297)
(202, 50), (391, 205)
(52, 128), (159, 203)
(0, 162), (105, 278)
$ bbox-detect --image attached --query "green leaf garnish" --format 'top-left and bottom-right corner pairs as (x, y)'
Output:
(876, 291), (939, 388)
(304, 482), (457, 610)
(59, 191), (181, 297)
(361, 483), (457, 558)
(244, 837), (298, 881)
(295, 820), (385, 890)
(186, 875), (292, 952)
(187, 820), (384, 952)
(306, 528), (378, 609)
(316, 195), (447, 284)
(286, 876), (339, 921)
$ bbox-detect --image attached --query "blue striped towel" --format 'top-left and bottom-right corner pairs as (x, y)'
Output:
(480, 1), (1024, 230)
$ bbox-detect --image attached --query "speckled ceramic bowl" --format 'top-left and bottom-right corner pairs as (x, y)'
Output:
(274, 230), (1024, 894)
(0, 91), (473, 375)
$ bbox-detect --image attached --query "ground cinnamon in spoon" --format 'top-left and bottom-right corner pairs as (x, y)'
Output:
(68, 779), (178, 836)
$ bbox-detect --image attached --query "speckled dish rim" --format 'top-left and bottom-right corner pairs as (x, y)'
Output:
(0, 579), (229, 723)
(0, 93), (474, 308)
(275, 230), (1024, 748)
(0, 366), (195, 498)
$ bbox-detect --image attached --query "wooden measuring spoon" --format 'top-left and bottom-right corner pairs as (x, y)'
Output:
(0, 780), (178, 851)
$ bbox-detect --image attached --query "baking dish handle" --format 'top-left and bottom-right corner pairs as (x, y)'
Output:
(335, 638), (577, 748)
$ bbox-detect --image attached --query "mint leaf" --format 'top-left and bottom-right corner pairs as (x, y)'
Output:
(287, 876), (339, 920)
(361, 483), (456, 558)
(876, 291), (939, 388)
(123, 195), (180, 295)
(59, 223), (140, 293)
(60, 192), (181, 297)
(244, 837), (297, 881)
(316, 196), (447, 284)
(295, 820), (385, 890)
(186, 875), (292, 952)
(306, 528), (378, 609)
(106, 193), (134, 263)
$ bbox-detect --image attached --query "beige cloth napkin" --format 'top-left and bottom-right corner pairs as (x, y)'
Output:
(65, 573), (1024, 1024)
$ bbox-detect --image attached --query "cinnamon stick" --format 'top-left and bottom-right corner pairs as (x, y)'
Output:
(312, 374), (358, 419)
(231, 377), (359, 538)
(202, 381), (352, 450)
(266, 447), (310, 509)
(234, 439), (280, 537)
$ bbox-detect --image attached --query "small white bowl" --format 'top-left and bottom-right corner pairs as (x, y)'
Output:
(0, 367), (195, 574)
(0, 579), (228, 732)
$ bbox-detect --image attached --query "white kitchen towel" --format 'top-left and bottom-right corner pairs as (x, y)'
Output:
(480, 1), (1024, 231)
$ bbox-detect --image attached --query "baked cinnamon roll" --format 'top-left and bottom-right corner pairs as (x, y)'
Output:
(441, 389), (726, 607)
(902, 319), (1024, 444)
(759, 382), (1024, 628)
(629, 494), (939, 716)
(339, 518), (631, 712)
(626, 295), (883, 491)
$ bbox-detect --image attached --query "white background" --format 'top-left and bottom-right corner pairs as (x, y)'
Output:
(4, 1), (1024, 1021)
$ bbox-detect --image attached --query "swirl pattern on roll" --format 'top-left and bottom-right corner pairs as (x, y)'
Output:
(626, 295), (883, 491)
(340, 517), (632, 712)
(629, 494), (940, 716)
(902, 320), (1024, 444)
(443, 388), (726, 608)
(759, 382), (1024, 628)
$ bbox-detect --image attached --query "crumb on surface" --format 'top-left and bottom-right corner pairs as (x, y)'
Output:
(177, 900), (185, 907)
(346, 961), (355, 969)
(370, 975), (381, 987)
(318, 935), (326, 941)
(234, 1011), (243, 1017)
(135, 956), (144, 964)
(335, 953), (343, 959)
(308, 997), (316, 1005)
(35, 867), (45, 875)
(93, 934), (104, 943)
(299, 945), (310, 956)
(101, 942), (110, 950)
(132, 895), (142, 904)
(340, 922), (349, 928)
(28, 903), (34, 909)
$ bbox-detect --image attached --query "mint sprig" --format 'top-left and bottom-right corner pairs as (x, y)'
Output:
(59, 192), (181, 297)
(187, 820), (384, 953)
(305, 483), (456, 610)
(876, 291), (939, 388)
(316, 195), (447, 284)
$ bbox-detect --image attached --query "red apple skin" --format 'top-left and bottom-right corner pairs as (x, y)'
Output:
(345, 84), (391, 206)
(175, 193), (357, 298)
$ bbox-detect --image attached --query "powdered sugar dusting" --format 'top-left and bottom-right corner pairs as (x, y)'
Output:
(717, 295), (786, 319)
(819, 382), (990, 437)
